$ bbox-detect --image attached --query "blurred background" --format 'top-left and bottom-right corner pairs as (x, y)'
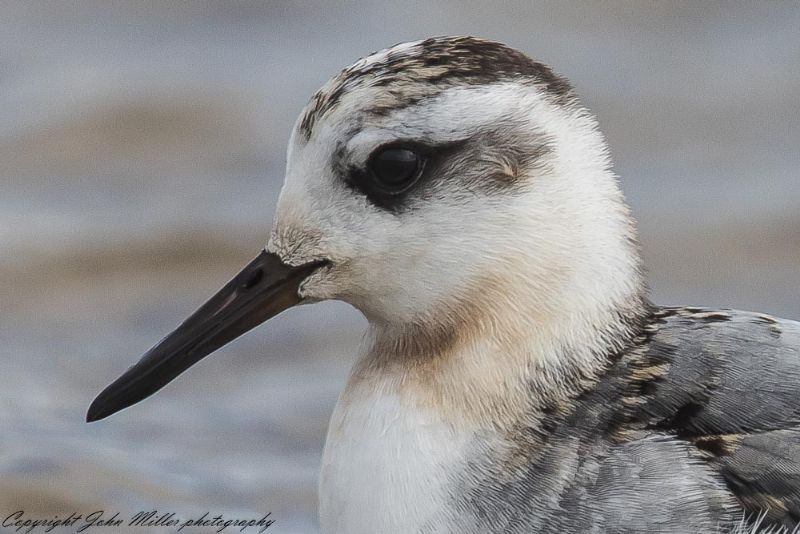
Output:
(1, 2), (798, 533)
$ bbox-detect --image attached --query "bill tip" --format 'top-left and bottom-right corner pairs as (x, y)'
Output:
(86, 399), (111, 423)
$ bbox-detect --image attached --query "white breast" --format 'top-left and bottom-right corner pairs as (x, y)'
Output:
(319, 379), (471, 534)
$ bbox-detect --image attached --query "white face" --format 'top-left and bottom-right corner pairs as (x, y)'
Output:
(268, 72), (639, 329)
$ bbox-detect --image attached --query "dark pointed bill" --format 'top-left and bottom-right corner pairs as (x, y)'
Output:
(87, 251), (327, 422)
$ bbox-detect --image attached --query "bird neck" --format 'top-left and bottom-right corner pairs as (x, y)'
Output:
(348, 274), (648, 433)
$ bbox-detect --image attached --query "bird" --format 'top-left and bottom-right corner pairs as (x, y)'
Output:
(87, 36), (800, 534)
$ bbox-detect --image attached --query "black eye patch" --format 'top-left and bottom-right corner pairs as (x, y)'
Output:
(344, 140), (463, 212)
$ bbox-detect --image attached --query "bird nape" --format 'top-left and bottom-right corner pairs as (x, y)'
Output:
(88, 36), (800, 534)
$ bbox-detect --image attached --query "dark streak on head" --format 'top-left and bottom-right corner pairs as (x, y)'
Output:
(299, 36), (576, 141)
(339, 122), (555, 213)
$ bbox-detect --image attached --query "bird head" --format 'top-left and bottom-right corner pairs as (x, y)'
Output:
(88, 36), (644, 422)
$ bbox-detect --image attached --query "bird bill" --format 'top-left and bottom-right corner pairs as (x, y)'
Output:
(86, 251), (326, 422)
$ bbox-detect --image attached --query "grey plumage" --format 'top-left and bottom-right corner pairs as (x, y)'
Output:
(436, 306), (800, 533)
(640, 308), (800, 531)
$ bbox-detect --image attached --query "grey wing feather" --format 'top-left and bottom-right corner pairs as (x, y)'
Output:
(639, 307), (800, 528)
(721, 429), (800, 526)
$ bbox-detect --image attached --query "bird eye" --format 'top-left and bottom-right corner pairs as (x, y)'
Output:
(367, 147), (424, 193)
